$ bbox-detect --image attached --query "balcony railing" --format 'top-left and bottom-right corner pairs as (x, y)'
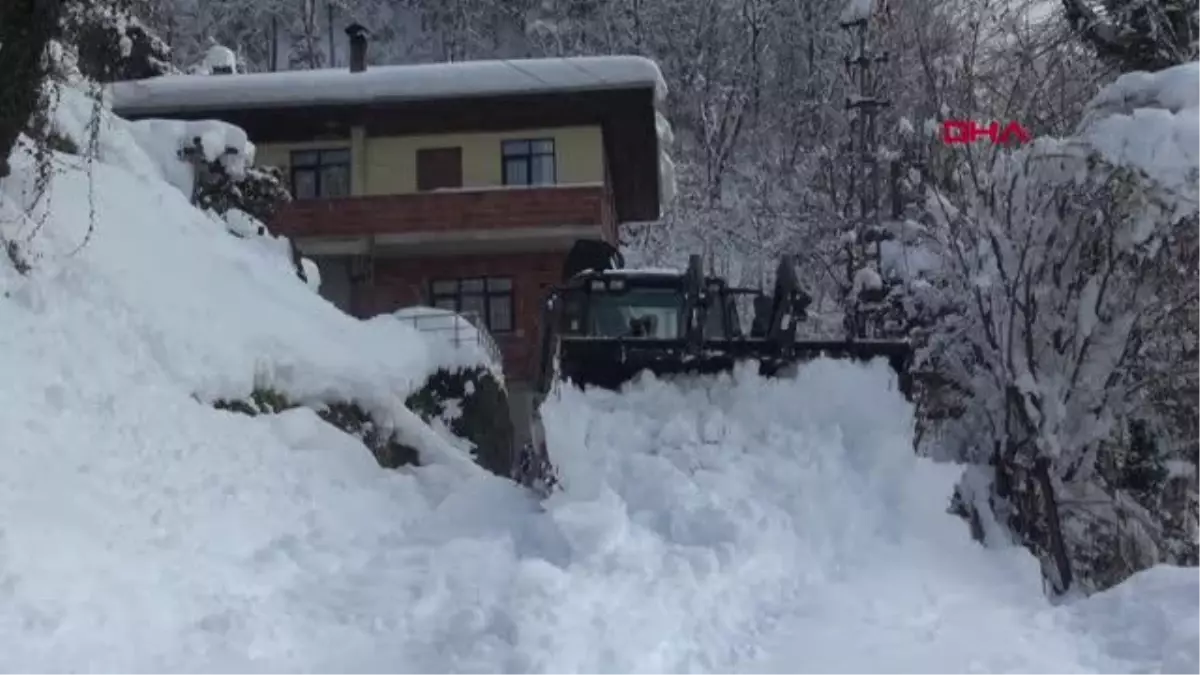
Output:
(393, 307), (504, 370)
(272, 184), (606, 239)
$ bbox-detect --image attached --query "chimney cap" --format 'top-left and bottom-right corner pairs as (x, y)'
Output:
(345, 22), (369, 39)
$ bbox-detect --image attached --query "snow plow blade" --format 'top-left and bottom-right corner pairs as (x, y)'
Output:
(553, 336), (912, 394)
(516, 240), (911, 495)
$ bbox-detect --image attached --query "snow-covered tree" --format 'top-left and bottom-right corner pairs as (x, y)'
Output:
(922, 61), (1198, 594)
(0, 0), (63, 182)
(1062, 0), (1198, 72)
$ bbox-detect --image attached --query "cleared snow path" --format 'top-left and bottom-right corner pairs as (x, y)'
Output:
(539, 360), (1193, 673)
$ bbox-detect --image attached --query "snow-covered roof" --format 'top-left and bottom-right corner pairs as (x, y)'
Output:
(107, 55), (668, 117)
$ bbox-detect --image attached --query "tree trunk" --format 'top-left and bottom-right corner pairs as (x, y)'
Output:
(1034, 456), (1075, 595)
(0, 0), (63, 180)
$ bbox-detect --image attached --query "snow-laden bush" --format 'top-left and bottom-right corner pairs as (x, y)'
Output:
(214, 364), (518, 481)
(405, 365), (515, 478)
(917, 62), (1199, 595)
(170, 123), (305, 284)
(213, 388), (421, 470)
(63, 0), (175, 83)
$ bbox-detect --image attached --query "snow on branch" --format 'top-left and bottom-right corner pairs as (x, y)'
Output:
(937, 139), (1194, 472)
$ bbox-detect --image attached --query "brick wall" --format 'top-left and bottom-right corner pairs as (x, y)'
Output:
(366, 251), (568, 381)
(272, 186), (606, 239)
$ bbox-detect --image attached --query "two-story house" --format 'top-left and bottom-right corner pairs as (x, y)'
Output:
(108, 28), (674, 431)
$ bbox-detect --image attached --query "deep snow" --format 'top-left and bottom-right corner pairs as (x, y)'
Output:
(0, 80), (1194, 671)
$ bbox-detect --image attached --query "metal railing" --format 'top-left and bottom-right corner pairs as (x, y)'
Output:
(395, 307), (504, 368)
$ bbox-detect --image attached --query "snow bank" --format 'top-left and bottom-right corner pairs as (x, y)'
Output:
(538, 359), (1165, 672)
(1076, 61), (1199, 195)
(4, 85), (488, 466)
(129, 117), (254, 193)
(1067, 565), (1199, 674)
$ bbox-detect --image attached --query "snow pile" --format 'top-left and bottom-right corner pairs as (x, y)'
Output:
(49, 89), (255, 204)
(131, 117), (254, 193)
(4, 85), (489, 467)
(1067, 565), (1200, 674)
(195, 44), (238, 74)
(1077, 61), (1199, 194)
(540, 360), (1197, 672)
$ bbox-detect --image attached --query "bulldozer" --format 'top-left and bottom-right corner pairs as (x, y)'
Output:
(512, 240), (913, 494)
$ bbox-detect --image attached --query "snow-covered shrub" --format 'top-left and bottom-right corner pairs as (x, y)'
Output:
(213, 365), (520, 479)
(317, 401), (420, 469)
(213, 388), (420, 470)
(62, 0), (175, 83)
(404, 365), (515, 478)
(194, 161), (292, 228)
(175, 130), (302, 282)
(190, 43), (239, 75)
(916, 133), (1200, 590)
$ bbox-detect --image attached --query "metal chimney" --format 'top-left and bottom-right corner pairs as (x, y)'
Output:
(345, 23), (368, 73)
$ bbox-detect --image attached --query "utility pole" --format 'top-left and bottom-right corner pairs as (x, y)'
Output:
(838, 4), (894, 340)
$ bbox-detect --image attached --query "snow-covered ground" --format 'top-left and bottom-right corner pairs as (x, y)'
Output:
(0, 81), (1193, 671)
(542, 361), (1197, 673)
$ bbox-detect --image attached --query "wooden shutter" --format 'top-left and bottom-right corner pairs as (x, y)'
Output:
(416, 147), (463, 191)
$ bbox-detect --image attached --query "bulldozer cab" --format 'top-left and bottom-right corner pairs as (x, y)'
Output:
(580, 283), (681, 340)
(556, 272), (738, 339)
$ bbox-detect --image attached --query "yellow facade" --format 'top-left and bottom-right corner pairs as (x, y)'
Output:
(255, 125), (604, 197)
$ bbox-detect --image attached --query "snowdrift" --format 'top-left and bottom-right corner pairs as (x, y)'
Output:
(541, 360), (1197, 673)
(0, 82), (1192, 672)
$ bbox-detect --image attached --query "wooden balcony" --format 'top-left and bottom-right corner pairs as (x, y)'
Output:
(270, 185), (610, 244)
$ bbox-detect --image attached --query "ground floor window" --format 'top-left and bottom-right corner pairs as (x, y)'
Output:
(429, 277), (514, 334)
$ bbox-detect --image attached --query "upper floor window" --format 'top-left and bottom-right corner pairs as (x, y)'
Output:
(290, 148), (351, 199)
(502, 138), (555, 186)
(430, 276), (514, 334)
